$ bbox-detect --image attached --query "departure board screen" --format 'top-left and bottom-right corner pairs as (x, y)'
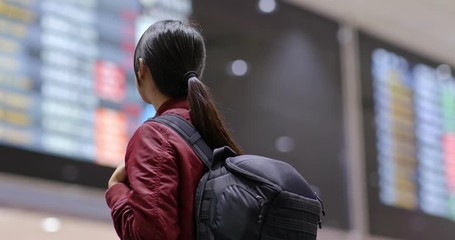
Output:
(0, 0), (141, 166)
(0, 0), (192, 187)
(360, 32), (455, 239)
(0, 0), (192, 169)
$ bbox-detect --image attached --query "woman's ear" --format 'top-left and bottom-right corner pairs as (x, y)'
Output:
(137, 58), (147, 83)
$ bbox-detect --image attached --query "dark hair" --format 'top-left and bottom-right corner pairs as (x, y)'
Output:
(134, 20), (242, 153)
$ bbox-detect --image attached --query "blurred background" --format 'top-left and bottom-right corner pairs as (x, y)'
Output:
(0, 0), (454, 239)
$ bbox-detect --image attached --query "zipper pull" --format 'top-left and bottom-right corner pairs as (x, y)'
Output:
(315, 193), (325, 229)
(315, 194), (326, 216)
(256, 196), (266, 224)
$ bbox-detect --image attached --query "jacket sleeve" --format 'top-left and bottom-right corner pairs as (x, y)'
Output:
(105, 123), (180, 240)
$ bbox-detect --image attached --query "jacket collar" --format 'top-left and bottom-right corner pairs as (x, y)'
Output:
(155, 97), (189, 116)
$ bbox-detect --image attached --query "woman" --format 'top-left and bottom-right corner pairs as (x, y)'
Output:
(105, 20), (242, 240)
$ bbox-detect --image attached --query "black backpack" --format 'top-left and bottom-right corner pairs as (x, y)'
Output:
(151, 115), (325, 240)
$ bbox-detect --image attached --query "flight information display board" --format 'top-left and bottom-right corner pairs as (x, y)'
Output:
(0, 0), (142, 166)
(360, 32), (455, 239)
(0, 0), (191, 187)
(0, 0), (193, 167)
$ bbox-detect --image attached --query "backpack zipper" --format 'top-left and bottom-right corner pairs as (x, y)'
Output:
(315, 194), (325, 229)
(225, 158), (277, 187)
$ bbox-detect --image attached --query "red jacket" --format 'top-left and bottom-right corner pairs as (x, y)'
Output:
(106, 98), (204, 240)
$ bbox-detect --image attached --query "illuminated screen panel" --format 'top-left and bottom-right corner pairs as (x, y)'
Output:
(0, 0), (143, 166)
(0, 0), (192, 187)
(360, 32), (455, 239)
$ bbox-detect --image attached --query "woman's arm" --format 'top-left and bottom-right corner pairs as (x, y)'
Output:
(105, 123), (180, 240)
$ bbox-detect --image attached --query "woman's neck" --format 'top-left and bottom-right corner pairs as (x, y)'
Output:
(151, 92), (171, 111)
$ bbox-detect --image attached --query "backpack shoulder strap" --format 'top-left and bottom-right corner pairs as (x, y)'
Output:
(148, 114), (213, 169)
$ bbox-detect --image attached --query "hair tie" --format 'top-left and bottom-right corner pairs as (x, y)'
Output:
(184, 71), (198, 81)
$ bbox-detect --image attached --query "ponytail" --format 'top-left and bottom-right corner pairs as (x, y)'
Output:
(187, 77), (243, 154)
